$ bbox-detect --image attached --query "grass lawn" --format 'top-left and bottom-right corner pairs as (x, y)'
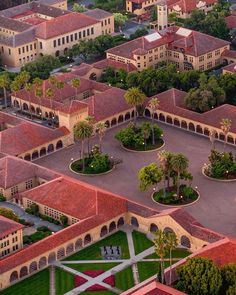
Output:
(0, 269), (49, 295)
(115, 267), (134, 291)
(66, 262), (119, 272)
(145, 248), (190, 259)
(65, 231), (130, 261)
(132, 230), (153, 255)
(55, 267), (75, 295)
(80, 292), (116, 295)
(137, 261), (170, 282)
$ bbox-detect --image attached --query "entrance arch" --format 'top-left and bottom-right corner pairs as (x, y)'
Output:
(150, 223), (158, 233)
(32, 150), (39, 160)
(47, 144), (54, 153)
(118, 115), (124, 124)
(117, 217), (124, 227)
(100, 225), (108, 237)
(84, 234), (92, 245)
(145, 108), (151, 117)
(20, 266), (28, 278)
(56, 140), (63, 150)
(131, 216), (139, 227)
(38, 257), (47, 269)
(180, 235), (191, 248)
(109, 221), (116, 232)
(10, 271), (18, 283)
(29, 261), (37, 274)
(48, 252), (56, 263)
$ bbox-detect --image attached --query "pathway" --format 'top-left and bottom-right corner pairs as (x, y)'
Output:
(49, 266), (55, 295)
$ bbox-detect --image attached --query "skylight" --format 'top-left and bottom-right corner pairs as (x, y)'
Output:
(144, 32), (162, 42)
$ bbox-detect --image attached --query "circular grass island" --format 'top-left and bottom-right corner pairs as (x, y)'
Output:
(152, 185), (199, 207)
(116, 121), (164, 152)
(202, 164), (236, 182)
(70, 153), (115, 176)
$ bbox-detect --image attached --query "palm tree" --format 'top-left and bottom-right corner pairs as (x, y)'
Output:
(124, 87), (145, 124)
(148, 97), (159, 145)
(96, 122), (107, 152)
(24, 83), (33, 119)
(33, 78), (43, 119)
(56, 80), (65, 103)
(220, 118), (231, 152)
(46, 88), (55, 126)
(74, 121), (93, 172)
(141, 124), (151, 150)
(71, 78), (80, 99)
(85, 115), (94, 155)
(209, 129), (217, 150)
(166, 232), (177, 285)
(158, 150), (173, 192)
(0, 73), (10, 107)
(154, 229), (168, 284)
(170, 153), (188, 198)
(10, 80), (21, 112)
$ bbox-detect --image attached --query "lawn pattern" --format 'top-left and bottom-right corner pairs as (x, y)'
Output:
(132, 230), (154, 255)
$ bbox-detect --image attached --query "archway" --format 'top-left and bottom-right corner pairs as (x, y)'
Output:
(117, 217), (124, 227)
(10, 271), (18, 283)
(189, 122), (195, 132)
(174, 118), (180, 127)
(84, 234), (92, 245)
(163, 227), (176, 237)
(56, 140), (63, 150)
(75, 238), (82, 250)
(64, 48), (68, 55)
(66, 243), (74, 255)
(109, 221), (116, 233)
(57, 248), (65, 259)
(166, 116), (173, 124)
(145, 108), (151, 117)
(180, 235), (191, 248)
(227, 135), (234, 144)
(118, 115), (124, 124)
(24, 154), (31, 161)
(89, 73), (97, 80)
(20, 266), (28, 278)
(48, 252), (56, 263)
(105, 120), (110, 128)
(55, 50), (60, 57)
(181, 121), (187, 129)
(13, 100), (20, 108)
(40, 147), (46, 157)
(32, 150), (39, 160)
(196, 125), (203, 134)
(204, 128), (209, 136)
(100, 225), (108, 237)
(38, 257), (47, 269)
(30, 105), (35, 114)
(159, 113), (165, 122)
(131, 216), (139, 227)
(23, 103), (29, 111)
(36, 107), (42, 115)
(154, 113), (158, 120)
(125, 112), (130, 121)
(29, 261), (37, 274)
(219, 133), (225, 141)
(47, 144), (54, 153)
(111, 118), (117, 127)
(150, 223), (158, 233)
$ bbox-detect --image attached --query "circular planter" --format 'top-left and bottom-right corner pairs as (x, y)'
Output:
(121, 139), (165, 153)
(151, 188), (200, 208)
(202, 165), (236, 182)
(69, 158), (115, 177)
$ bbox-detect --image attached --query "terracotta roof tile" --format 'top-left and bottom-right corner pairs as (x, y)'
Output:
(0, 216), (23, 239)
(167, 0), (216, 13)
(83, 8), (113, 20)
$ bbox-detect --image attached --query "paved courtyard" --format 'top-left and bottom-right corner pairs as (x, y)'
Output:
(36, 120), (236, 237)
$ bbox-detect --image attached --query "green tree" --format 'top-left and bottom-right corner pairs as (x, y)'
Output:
(74, 121), (94, 172)
(138, 163), (163, 191)
(0, 207), (19, 222)
(71, 78), (80, 98)
(148, 97), (159, 145)
(158, 150), (173, 191)
(209, 129), (217, 150)
(24, 83), (33, 119)
(220, 118), (231, 152)
(72, 3), (86, 12)
(124, 87), (145, 124)
(176, 257), (222, 295)
(96, 122), (107, 152)
(170, 153), (189, 197)
(114, 13), (128, 31)
(221, 263), (236, 294)
(45, 87), (55, 125)
(33, 78), (43, 118)
(0, 73), (10, 107)
(60, 215), (68, 226)
(154, 229), (168, 284)
(141, 123), (151, 150)
(166, 232), (177, 284)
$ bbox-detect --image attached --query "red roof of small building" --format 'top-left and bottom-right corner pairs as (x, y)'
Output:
(92, 59), (137, 72)
(0, 216), (23, 239)
(222, 49), (236, 60)
(222, 62), (236, 73)
(167, 0), (216, 13)
(35, 12), (99, 39)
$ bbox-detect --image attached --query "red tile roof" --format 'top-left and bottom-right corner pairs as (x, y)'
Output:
(225, 15), (236, 29)
(222, 62), (236, 73)
(222, 49), (236, 59)
(0, 155), (59, 189)
(92, 59), (137, 72)
(35, 12), (99, 39)
(167, 0), (216, 13)
(0, 121), (70, 156)
(83, 8), (113, 20)
(107, 26), (229, 59)
(57, 100), (88, 114)
(0, 216), (23, 239)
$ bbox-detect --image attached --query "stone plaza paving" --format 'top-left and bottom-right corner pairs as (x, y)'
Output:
(36, 120), (236, 237)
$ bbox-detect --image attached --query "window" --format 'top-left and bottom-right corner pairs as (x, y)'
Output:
(79, 32), (81, 39)
(83, 30), (86, 37)
(26, 45), (29, 52)
(215, 49), (220, 56)
(87, 28), (90, 36)
(34, 43), (36, 49)
(62, 37), (65, 44)
(66, 36), (69, 43)
(8, 49), (11, 55)
(58, 38), (61, 46)
(207, 52), (212, 59)
(26, 179), (33, 189)
(11, 186), (18, 196)
(53, 40), (56, 47)
(108, 18), (110, 24)
(39, 42), (42, 49)
(91, 27), (94, 35)
(173, 52), (179, 58)
(199, 55), (204, 62)
(18, 48), (21, 54)
(207, 62), (212, 69)
(74, 33), (77, 40)
(22, 47), (25, 53)
(160, 52), (164, 58)
(70, 34), (73, 42)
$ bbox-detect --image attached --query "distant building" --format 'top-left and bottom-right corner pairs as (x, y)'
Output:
(0, 1), (114, 68)
(106, 27), (230, 72)
(0, 215), (23, 258)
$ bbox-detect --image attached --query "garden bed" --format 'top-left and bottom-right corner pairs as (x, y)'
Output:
(70, 154), (114, 176)
(152, 185), (199, 206)
(122, 138), (164, 152)
(203, 165), (236, 182)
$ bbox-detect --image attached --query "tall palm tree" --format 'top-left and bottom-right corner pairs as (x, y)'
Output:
(10, 80), (21, 112)
(46, 88), (55, 127)
(85, 115), (94, 155)
(0, 73), (10, 107)
(56, 80), (65, 103)
(141, 124), (151, 150)
(170, 153), (188, 198)
(154, 229), (168, 284)
(158, 150), (173, 192)
(96, 122), (107, 152)
(74, 121), (93, 172)
(220, 118), (231, 152)
(24, 83), (33, 119)
(71, 78), (80, 99)
(148, 97), (159, 145)
(166, 232), (177, 285)
(124, 87), (145, 125)
(209, 129), (217, 150)
(33, 78), (43, 119)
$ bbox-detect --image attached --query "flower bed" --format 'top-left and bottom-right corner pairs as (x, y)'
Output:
(116, 122), (164, 152)
(74, 270), (115, 291)
(153, 185), (199, 206)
